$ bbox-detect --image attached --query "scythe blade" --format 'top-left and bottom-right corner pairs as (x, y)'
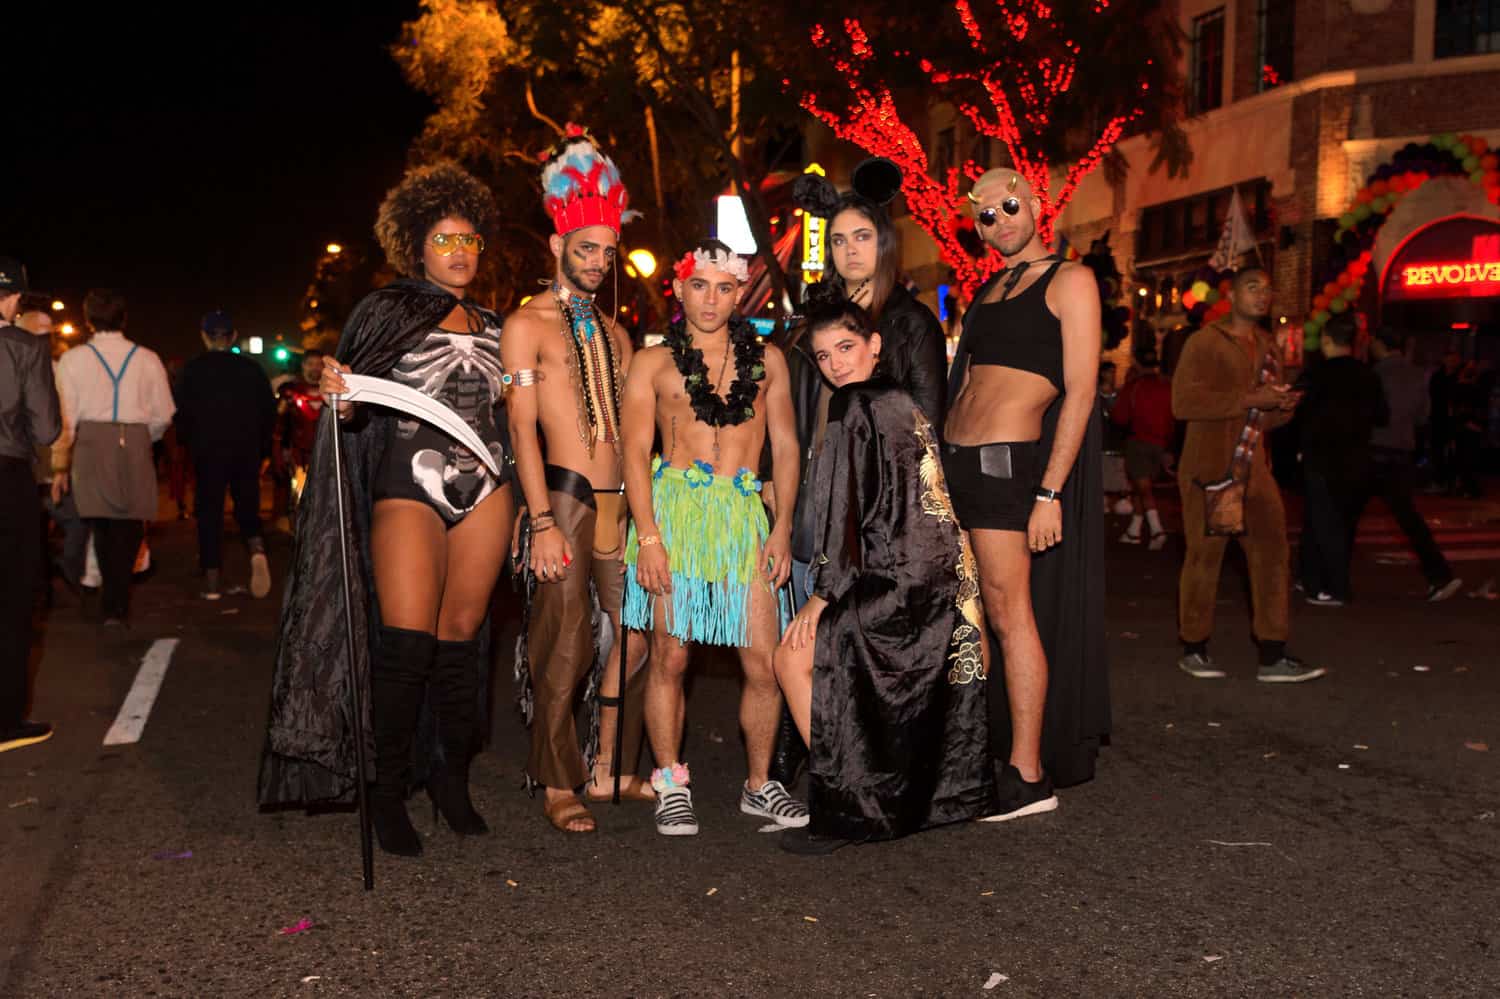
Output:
(337, 373), (501, 478)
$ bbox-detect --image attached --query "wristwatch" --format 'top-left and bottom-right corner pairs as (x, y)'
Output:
(1034, 487), (1061, 503)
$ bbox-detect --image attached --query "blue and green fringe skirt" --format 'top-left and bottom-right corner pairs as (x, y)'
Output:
(623, 458), (790, 647)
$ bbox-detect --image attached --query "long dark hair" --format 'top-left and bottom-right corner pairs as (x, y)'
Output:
(822, 193), (900, 322)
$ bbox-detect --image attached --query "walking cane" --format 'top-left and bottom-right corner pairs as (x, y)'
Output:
(327, 400), (376, 891)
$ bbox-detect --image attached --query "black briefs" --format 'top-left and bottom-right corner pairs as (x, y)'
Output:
(941, 440), (1043, 532)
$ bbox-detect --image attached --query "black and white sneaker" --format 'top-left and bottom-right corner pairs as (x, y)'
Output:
(1305, 591), (1345, 607)
(1427, 577), (1463, 603)
(740, 779), (809, 828)
(654, 787), (699, 836)
(980, 765), (1058, 823)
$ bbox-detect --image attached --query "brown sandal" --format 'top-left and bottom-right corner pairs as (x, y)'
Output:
(585, 772), (656, 803)
(543, 794), (597, 833)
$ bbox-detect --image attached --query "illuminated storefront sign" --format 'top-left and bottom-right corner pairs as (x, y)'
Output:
(1401, 260), (1500, 287)
(802, 214), (825, 280)
(1384, 219), (1500, 305)
(800, 162), (826, 284)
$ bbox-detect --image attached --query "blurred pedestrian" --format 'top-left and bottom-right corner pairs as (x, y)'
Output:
(174, 310), (275, 599)
(53, 289), (175, 626)
(1294, 314), (1387, 607)
(1112, 344), (1174, 549)
(0, 258), (61, 752)
(1365, 329), (1462, 602)
(1427, 349), (1462, 492)
(1172, 267), (1322, 682)
(270, 348), (324, 530)
(1452, 361), (1490, 499)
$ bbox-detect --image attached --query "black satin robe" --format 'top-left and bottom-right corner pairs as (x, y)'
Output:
(807, 383), (997, 840)
(946, 271), (1111, 789)
(257, 280), (498, 807)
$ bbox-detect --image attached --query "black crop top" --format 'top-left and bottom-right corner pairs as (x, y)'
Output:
(967, 261), (1064, 392)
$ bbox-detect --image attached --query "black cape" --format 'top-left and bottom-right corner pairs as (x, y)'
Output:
(946, 271), (1111, 788)
(807, 383), (997, 840)
(257, 280), (498, 807)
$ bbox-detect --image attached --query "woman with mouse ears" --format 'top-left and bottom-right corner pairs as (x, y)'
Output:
(766, 159), (952, 789)
(772, 298), (997, 854)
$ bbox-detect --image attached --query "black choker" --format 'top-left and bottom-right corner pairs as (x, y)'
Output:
(663, 317), (766, 427)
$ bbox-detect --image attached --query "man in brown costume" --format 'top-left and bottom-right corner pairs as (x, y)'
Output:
(504, 129), (652, 833)
(1171, 267), (1324, 683)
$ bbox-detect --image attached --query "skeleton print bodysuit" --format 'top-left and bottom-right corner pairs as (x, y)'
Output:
(373, 321), (512, 526)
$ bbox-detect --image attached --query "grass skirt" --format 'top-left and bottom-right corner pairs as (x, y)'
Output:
(624, 458), (787, 647)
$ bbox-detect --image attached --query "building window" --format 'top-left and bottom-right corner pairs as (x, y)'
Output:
(1435, 0), (1500, 57)
(1256, 0), (1295, 91)
(1190, 9), (1226, 114)
(1137, 179), (1272, 263)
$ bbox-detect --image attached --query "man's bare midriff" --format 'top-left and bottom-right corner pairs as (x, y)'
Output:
(516, 304), (626, 491)
(653, 366), (768, 476)
(945, 367), (1058, 445)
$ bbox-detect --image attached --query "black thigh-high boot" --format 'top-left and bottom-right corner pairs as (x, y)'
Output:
(768, 704), (808, 788)
(370, 626), (437, 857)
(429, 637), (488, 835)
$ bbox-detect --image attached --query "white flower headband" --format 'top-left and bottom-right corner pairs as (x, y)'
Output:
(674, 247), (749, 284)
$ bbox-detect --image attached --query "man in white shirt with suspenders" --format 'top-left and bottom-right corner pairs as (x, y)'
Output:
(52, 289), (175, 626)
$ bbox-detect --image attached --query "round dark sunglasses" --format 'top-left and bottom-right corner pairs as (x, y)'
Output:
(977, 198), (1023, 227)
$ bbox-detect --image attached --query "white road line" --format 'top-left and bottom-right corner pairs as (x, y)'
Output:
(102, 638), (179, 746)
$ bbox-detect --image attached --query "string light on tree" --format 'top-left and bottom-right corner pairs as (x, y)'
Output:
(803, 2), (1156, 295)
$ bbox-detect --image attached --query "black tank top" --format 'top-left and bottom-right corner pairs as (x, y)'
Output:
(967, 261), (1064, 392)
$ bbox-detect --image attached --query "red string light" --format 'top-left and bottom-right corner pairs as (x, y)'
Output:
(805, 1), (1153, 295)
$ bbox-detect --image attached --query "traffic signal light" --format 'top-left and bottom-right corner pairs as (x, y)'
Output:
(273, 345), (291, 363)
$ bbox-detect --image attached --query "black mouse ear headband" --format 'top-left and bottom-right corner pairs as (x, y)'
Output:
(792, 173), (842, 219)
(851, 157), (903, 207)
(792, 157), (905, 219)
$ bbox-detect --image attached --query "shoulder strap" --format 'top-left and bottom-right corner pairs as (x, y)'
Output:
(85, 342), (139, 422)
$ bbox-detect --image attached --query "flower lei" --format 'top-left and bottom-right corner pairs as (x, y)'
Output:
(663, 316), (766, 427)
(651, 763), (691, 792)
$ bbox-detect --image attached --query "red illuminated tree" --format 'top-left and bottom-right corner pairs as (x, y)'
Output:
(802, 0), (1183, 294)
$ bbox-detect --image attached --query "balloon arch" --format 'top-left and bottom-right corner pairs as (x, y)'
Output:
(1303, 131), (1498, 348)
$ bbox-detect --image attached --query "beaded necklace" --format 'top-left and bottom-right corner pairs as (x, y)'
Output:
(553, 283), (623, 456)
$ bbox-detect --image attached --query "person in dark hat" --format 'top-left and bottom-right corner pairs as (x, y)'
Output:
(173, 309), (276, 599)
(0, 257), (61, 752)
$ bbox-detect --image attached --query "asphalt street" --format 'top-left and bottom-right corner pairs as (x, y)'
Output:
(2, 505), (1497, 998)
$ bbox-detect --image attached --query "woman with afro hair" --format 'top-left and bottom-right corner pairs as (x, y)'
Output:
(259, 161), (516, 859)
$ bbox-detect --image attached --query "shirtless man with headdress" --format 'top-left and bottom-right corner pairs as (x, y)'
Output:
(503, 126), (651, 834)
(944, 168), (1110, 822)
(619, 240), (805, 837)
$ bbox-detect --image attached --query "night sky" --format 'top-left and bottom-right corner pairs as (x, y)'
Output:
(6, 4), (430, 360)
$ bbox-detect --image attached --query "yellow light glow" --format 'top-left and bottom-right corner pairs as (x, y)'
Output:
(804, 162), (826, 177)
(627, 249), (658, 278)
(309, 299), (319, 309)
(519, 295), (534, 307)
(326, 243), (343, 255)
(624, 263), (638, 279)
(51, 300), (65, 311)
(60, 322), (76, 336)
(1137, 287), (1148, 297)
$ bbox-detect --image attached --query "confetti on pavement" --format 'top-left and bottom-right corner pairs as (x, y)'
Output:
(279, 919), (313, 936)
(982, 972), (1009, 988)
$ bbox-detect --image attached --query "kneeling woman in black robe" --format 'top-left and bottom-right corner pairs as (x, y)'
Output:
(774, 301), (996, 852)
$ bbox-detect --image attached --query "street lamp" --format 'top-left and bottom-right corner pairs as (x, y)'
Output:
(627, 249), (658, 278)
(59, 322), (76, 336)
(326, 243), (343, 255)
(51, 300), (65, 312)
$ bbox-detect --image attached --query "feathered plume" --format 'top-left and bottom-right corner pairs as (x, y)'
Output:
(540, 125), (639, 237)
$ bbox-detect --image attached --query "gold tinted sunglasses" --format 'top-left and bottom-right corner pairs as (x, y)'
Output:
(430, 232), (485, 255)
